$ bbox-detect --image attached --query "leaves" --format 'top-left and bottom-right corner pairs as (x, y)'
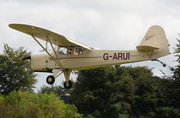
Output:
(68, 66), (140, 117)
(67, 64), (180, 117)
(0, 44), (37, 95)
(0, 90), (82, 118)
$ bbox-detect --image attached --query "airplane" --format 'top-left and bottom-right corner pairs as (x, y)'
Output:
(9, 24), (170, 89)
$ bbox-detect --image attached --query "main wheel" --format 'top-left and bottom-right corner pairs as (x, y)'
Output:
(64, 80), (72, 89)
(46, 75), (55, 84)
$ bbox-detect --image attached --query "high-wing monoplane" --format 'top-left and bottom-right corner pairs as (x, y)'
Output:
(9, 24), (170, 89)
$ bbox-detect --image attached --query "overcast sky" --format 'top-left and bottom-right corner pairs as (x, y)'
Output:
(1, 0), (180, 92)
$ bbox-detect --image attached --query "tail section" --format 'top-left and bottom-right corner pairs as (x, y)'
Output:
(137, 25), (170, 58)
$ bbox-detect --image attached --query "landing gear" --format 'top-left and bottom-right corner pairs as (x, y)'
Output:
(63, 69), (72, 89)
(46, 69), (72, 89)
(152, 59), (166, 67)
(46, 75), (55, 84)
(64, 80), (72, 89)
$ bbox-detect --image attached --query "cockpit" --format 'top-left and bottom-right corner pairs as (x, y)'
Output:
(58, 47), (84, 55)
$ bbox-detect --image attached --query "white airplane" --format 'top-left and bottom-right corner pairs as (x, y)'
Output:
(9, 24), (170, 89)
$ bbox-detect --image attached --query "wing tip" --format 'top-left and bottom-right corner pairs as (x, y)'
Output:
(8, 23), (19, 29)
(8, 24), (13, 28)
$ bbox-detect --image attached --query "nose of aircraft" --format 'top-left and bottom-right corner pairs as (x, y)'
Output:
(20, 55), (31, 61)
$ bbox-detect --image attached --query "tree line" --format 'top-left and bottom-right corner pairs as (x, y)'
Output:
(68, 65), (180, 117)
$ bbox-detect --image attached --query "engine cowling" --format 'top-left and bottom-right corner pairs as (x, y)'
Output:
(31, 53), (51, 72)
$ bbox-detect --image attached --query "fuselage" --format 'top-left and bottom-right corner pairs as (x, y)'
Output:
(31, 48), (164, 72)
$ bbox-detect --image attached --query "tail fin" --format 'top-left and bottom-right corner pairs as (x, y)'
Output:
(136, 25), (170, 58)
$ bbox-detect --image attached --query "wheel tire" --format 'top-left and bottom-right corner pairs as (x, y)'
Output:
(163, 64), (166, 67)
(46, 75), (55, 84)
(64, 80), (72, 89)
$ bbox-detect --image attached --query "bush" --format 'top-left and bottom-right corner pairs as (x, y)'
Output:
(0, 90), (82, 118)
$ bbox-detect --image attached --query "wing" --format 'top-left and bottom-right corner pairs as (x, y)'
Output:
(9, 24), (92, 50)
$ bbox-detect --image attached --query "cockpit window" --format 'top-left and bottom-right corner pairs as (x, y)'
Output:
(58, 47), (84, 55)
(59, 48), (67, 55)
(74, 47), (83, 55)
(67, 48), (72, 55)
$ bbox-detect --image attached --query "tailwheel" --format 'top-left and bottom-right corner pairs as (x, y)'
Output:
(64, 80), (72, 89)
(46, 75), (55, 84)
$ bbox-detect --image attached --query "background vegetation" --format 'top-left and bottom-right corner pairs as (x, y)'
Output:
(0, 90), (82, 118)
(0, 44), (37, 95)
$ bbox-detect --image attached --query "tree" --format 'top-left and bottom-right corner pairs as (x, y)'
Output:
(0, 90), (82, 117)
(152, 35), (180, 117)
(68, 65), (176, 117)
(40, 84), (72, 95)
(67, 66), (137, 117)
(157, 35), (180, 109)
(0, 44), (37, 95)
(170, 34), (180, 80)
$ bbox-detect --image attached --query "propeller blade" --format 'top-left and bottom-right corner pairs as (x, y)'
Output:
(20, 56), (31, 61)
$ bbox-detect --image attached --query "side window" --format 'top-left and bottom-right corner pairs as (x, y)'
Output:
(58, 47), (85, 55)
(59, 48), (67, 55)
(67, 48), (72, 55)
(74, 47), (83, 55)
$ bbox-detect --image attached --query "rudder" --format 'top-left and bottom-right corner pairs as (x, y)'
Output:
(136, 25), (170, 58)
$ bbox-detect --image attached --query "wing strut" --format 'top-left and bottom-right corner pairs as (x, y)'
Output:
(31, 35), (62, 68)
(46, 35), (62, 67)
(55, 71), (63, 78)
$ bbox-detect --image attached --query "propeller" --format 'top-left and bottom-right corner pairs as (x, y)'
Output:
(20, 56), (31, 61)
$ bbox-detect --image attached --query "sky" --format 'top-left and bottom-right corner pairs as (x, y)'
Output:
(0, 0), (180, 92)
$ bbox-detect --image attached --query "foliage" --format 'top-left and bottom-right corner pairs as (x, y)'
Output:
(68, 65), (180, 118)
(68, 66), (138, 117)
(0, 44), (37, 95)
(131, 35), (180, 118)
(40, 85), (68, 95)
(170, 34), (180, 80)
(0, 90), (82, 118)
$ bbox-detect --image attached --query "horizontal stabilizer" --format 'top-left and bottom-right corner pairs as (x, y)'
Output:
(136, 45), (159, 52)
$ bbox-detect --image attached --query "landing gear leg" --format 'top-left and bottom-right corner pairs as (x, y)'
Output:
(63, 69), (72, 89)
(152, 59), (166, 67)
